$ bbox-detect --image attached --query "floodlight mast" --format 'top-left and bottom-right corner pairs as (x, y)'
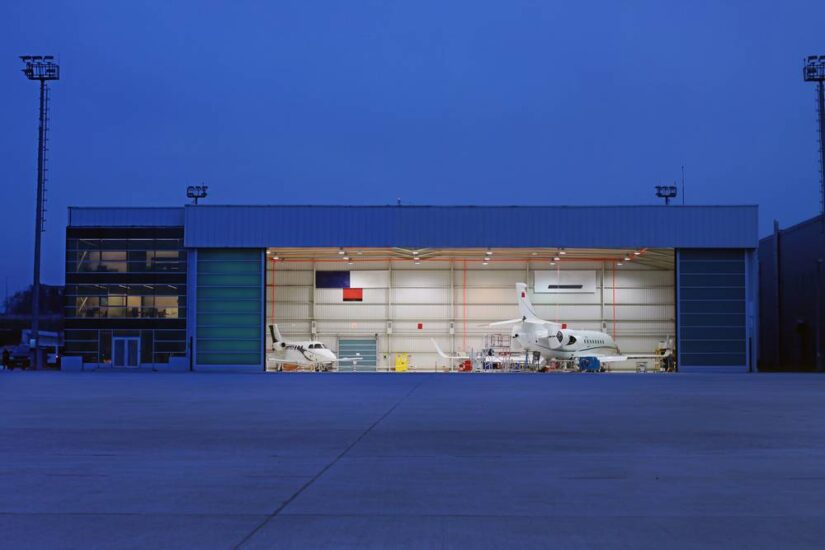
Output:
(803, 55), (825, 219)
(19, 55), (59, 370)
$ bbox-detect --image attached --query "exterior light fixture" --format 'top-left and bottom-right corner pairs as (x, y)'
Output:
(617, 262), (624, 266)
(553, 255), (560, 262)
(559, 248), (566, 255)
(624, 255), (631, 262)
(343, 256), (349, 261)
(338, 248), (345, 255)
(633, 250), (641, 256)
(550, 261), (556, 266)
(655, 185), (678, 205)
(486, 248), (493, 255)
(272, 255), (279, 260)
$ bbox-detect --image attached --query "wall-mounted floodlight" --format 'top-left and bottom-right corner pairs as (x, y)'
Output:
(655, 185), (678, 205)
(186, 184), (208, 205)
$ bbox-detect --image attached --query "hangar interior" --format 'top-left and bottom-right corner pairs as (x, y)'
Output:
(265, 247), (676, 371)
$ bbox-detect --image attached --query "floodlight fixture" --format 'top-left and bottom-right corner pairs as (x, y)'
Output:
(655, 185), (678, 205)
(186, 184), (208, 205)
(20, 55), (60, 81)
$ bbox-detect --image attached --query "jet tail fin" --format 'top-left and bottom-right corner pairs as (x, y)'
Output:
(515, 282), (539, 320)
(268, 324), (284, 344)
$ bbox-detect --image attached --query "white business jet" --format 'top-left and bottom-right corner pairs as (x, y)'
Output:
(267, 325), (359, 371)
(486, 283), (672, 371)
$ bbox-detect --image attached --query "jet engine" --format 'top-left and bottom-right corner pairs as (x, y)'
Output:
(551, 329), (577, 349)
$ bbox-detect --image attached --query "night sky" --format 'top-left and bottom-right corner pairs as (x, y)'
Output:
(2, 1), (824, 294)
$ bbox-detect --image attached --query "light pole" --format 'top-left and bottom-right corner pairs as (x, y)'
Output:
(20, 55), (60, 369)
(803, 56), (825, 218)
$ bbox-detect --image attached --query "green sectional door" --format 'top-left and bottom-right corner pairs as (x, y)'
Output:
(338, 339), (378, 372)
(196, 249), (263, 366)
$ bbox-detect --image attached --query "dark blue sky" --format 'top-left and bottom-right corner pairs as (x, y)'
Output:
(2, 1), (824, 293)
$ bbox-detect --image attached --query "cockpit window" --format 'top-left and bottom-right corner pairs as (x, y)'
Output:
(309, 343), (326, 349)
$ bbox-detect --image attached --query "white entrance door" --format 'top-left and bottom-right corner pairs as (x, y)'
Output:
(113, 337), (141, 367)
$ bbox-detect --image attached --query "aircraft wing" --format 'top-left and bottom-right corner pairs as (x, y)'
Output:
(431, 339), (469, 360)
(594, 354), (664, 363)
(489, 318), (523, 327)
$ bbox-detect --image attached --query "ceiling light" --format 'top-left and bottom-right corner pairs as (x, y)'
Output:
(531, 252), (537, 256)
(483, 261), (488, 266)
(550, 261), (556, 266)
(486, 248), (493, 255)
(617, 262), (623, 266)
(553, 255), (560, 262)
(559, 248), (566, 255)
(273, 255), (279, 260)
(347, 261), (353, 265)
(357, 250), (363, 255)
(633, 250), (641, 256)
(413, 250), (419, 256)
(338, 248), (345, 255)
(414, 260), (421, 265)
(343, 256), (349, 261)
(624, 255), (631, 262)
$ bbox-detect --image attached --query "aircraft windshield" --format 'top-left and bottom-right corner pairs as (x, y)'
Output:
(309, 343), (326, 349)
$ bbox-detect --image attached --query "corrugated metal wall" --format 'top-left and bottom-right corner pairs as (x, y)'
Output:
(185, 205), (758, 249)
(759, 215), (825, 371)
(267, 258), (675, 370)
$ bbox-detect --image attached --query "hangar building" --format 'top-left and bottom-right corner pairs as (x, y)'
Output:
(63, 204), (758, 373)
(759, 214), (825, 371)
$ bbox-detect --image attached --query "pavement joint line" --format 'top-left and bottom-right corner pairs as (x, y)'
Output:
(233, 378), (426, 549)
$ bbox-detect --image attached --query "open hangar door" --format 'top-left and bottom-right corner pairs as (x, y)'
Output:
(264, 247), (675, 372)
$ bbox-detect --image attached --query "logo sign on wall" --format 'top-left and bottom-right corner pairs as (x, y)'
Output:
(534, 270), (597, 294)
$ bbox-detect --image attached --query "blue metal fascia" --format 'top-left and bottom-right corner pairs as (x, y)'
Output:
(183, 205), (758, 249)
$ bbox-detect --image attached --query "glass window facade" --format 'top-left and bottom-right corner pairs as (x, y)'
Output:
(63, 227), (187, 365)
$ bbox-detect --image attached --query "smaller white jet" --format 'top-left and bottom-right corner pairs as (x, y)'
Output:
(267, 325), (358, 371)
